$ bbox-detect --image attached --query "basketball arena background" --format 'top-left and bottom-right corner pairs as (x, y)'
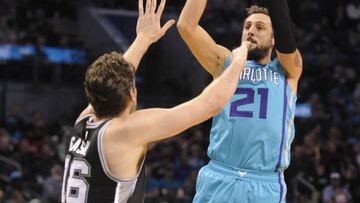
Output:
(0, 0), (359, 202)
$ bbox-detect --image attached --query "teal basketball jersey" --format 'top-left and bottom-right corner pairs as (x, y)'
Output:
(208, 57), (297, 172)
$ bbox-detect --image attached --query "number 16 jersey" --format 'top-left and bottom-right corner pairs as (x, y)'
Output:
(61, 115), (145, 203)
(208, 58), (297, 173)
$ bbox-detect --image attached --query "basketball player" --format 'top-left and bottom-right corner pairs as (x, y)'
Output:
(177, 0), (303, 202)
(60, 0), (251, 202)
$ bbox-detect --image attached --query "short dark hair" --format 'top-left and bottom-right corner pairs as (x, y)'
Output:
(245, 5), (269, 18)
(84, 52), (135, 117)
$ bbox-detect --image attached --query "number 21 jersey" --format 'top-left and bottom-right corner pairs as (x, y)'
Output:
(208, 58), (297, 173)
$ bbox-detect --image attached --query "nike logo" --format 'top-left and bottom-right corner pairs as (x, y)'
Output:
(238, 171), (247, 177)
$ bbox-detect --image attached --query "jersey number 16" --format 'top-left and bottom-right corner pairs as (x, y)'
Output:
(61, 155), (91, 203)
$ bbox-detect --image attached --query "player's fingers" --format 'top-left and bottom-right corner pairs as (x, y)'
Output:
(151, 0), (157, 13)
(242, 41), (251, 48)
(145, 0), (151, 14)
(161, 19), (175, 34)
(156, 0), (166, 17)
(138, 0), (144, 16)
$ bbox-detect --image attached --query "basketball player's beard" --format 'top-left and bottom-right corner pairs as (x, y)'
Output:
(247, 47), (270, 62)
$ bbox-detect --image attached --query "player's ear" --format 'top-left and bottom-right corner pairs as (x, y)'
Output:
(129, 86), (137, 102)
(270, 28), (275, 47)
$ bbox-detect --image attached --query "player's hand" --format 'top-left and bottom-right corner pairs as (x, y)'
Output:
(241, 41), (251, 50)
(137, 0), (175, 45)
(232, 41), (251, 60)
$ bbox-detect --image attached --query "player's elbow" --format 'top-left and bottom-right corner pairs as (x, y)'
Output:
(211, 100), (224, 116)
(199, 87), (229, 116)
(204, 96), (225, 116)
(176, 22), (188, 33)
(177, 21), (194, 37)
(212, 105), (223, 115)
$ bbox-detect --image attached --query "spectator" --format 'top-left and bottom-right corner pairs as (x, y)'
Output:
(41, 164), (63, 202)
(322, 172), (352, 203)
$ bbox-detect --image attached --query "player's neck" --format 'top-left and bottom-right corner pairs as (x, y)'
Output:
(93, 107), (132, 122)
(255, 55), (271, 65)
(93, 115), (109, 122)
(115, 106), (134, 120)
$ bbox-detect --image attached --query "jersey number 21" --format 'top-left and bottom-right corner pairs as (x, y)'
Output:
(230, 87), (269, 119)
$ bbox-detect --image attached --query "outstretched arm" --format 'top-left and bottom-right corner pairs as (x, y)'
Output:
(76, 0), (174, 123)
(111, 42), (251, 146)
(177, 0), (230, 78)
(123, 0), (175, 70)
(265, 0), (303, 91)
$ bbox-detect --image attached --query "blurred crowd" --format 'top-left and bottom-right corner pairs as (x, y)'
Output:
(1, 0), (360, 202)
(0, 0), (78, 47)
(0, 106), (66, 203)
(0, 0), (86, 85)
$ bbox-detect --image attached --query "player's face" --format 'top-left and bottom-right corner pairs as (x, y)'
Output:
(241, 13), (274, 60)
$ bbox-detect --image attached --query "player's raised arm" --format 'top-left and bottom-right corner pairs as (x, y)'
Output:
(177, 0), (231, 78)
(76, 0), (174, 123)
(265, 0), (303, 91)
(113, 41), (250, 146)
(123, 0), (175, 70)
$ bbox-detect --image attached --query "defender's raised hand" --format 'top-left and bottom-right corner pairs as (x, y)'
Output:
(137, 0), (175, 44)
(123, 0), (174, 70)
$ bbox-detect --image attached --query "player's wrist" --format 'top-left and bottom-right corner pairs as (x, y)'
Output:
(135, 34), (153, 47)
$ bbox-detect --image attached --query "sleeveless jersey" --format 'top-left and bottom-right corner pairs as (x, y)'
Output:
(61, 115), (145, 203)
(208, 58), (297, 172)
